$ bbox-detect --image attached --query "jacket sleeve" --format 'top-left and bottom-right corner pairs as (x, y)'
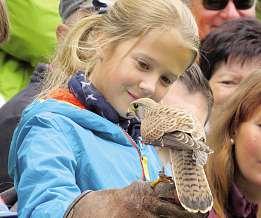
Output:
(11, 113), (81, 218)
(0, 51), (32, 101)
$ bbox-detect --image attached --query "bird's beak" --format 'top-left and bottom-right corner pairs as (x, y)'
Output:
(126, 108), (136, 119)
(126, 108), (141, 121)
(126, 111), (134, 118)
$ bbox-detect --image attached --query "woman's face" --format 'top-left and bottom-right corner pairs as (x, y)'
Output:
(190, 0), (256, 39)
(235, 105), (261, 187)
(209, 60), (260, 108)
(89, 29), (195, 117)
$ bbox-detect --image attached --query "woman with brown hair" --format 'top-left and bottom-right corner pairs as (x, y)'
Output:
(0, 0), (8, 43)
(207, 71), (261, 218)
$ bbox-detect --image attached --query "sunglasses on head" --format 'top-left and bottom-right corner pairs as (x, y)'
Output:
(203, 0), (255, 10)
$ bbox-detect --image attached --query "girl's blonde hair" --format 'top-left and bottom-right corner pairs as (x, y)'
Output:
(206, 71), (261, 217)
(42, 0), (199, 97)
(0, 0), (9, 43)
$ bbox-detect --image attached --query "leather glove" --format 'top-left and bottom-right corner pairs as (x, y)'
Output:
(64, 181), (209, 218)
(0, 187), (17, 210)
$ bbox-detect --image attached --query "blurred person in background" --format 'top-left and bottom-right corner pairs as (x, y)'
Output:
(185, 0), (257, 39)
(0, 0), (8, 44)
(0, 0), (60, 106)
(207, 71), (261, 218)
(199, 18), (261, 113)
(0, 0), (9, 106)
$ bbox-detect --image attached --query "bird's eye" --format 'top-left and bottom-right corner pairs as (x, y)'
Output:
(200, 138), (205, 142)
(133, 103), (139, 109)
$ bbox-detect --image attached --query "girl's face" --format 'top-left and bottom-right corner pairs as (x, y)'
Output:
(89, 29), (194, 117)
(235, 105), (261, 187)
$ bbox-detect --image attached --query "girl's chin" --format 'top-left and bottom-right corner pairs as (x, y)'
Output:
(120, 111), (129, 119)
(115, 108), (129, 119)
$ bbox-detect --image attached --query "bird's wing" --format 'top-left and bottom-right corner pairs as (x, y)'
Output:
(162, 132), (200, 150)
(192, 140), (214, 165)
(141, 106), (196, 142)
(141, 113), (165, 143)
(162, 131), (213, 154)
(190, 117), (206, 142)
(169, 149), (213, 213)
(159, 106), (196, 134)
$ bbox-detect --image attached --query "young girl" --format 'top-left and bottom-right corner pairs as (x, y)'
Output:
(0, 0), (8, 43)
(8, 0), (200, 217)
(207, 71), (261, 218)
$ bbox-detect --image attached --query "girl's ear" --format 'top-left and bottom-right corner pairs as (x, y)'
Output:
(56, 23), (69, 42)
(94, 32), (107, 62)
(95, 31), (119, 63)
(96, 46), (104, 62)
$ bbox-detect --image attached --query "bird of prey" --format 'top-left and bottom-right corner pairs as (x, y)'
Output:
(127, 98), (213, 214)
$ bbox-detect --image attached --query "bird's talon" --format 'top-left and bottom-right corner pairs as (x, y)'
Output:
(150, 174), (173, 188)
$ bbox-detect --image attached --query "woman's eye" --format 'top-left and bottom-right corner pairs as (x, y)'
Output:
(220, 81), (237, 86)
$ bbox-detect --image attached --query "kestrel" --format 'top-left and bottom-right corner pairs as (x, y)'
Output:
(127, 98), (213, 213)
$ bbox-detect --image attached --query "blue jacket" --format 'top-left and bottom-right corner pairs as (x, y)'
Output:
(8, 99), (162, 218)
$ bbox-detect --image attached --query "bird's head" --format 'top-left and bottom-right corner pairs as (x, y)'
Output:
(127, 98), (156, 121)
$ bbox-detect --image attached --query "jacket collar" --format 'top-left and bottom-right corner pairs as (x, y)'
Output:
(228, 183), (258, 218)
(22, 98), (134, 147)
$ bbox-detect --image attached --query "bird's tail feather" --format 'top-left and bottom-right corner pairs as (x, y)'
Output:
(169, 149), (213, 213)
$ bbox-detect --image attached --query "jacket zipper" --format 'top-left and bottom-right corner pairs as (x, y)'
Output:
(121, 129), (146, 181)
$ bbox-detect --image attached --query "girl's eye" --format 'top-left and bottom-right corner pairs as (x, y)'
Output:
(160, 75), (174, 86)
(137, 60), (151, 71)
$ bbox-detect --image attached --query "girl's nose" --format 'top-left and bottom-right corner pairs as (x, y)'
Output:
(138, 75), (158, 97)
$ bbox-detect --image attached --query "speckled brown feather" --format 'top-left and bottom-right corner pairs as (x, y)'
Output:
(140, 103), (196, 143)
(170, 149), (213, 213)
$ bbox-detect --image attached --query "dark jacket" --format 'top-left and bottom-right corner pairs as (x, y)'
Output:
(208, 183), (258, 218)
(0, 64), (47, 192)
